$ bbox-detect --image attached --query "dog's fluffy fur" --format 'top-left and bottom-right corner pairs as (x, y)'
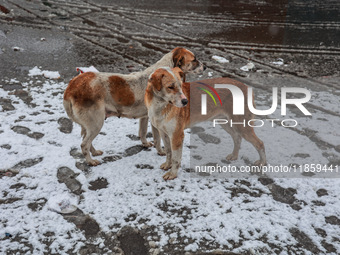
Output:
(63, 48), (204, 165)
(145, 67), (266, 180)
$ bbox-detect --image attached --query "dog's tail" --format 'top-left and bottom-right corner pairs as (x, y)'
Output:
(63, 98), (75, 123)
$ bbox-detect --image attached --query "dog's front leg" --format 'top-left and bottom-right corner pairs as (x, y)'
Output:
(163, 132), (184, 181)
(139, 117), (153, 147)
(159, 131), (172, 170)
(152, 125), (165, 156)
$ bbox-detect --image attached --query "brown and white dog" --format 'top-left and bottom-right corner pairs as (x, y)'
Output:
(145, 67), (266, 180)
(63, 48), (204, 166)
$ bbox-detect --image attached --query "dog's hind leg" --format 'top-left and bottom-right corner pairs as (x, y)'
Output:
(139, 117), (153, 148)
(80, 107), (105, 166)
(81, 126), (103, 156)
(220, 124), (242, 161)
(81, 126), (86, 138)
(239, 127), (266, 166)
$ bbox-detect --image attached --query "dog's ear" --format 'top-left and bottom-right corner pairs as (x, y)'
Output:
(149, 72), (165, 91)
(172, 48), (184, 68)
(174, 56), (183, 68)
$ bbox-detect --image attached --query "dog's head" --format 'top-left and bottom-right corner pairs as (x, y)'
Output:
(172, 47), (205, 75)
(147, 67), (188, 108)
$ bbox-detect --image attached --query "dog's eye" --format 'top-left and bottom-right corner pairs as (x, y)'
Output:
(168, 86), (175, 90)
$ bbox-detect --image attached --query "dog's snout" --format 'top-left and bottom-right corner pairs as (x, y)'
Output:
(181, 98), (188, 106)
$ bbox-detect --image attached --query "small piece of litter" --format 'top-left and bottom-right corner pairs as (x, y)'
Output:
(271, 58), (284, 66)
(240, 62), (255, 72)
(12, 47), (22, 52)
(212, 55), (229, 64)
(208, 72), (213, 77)
(4, 172), (13, 177)
(76, 66), (99, 74)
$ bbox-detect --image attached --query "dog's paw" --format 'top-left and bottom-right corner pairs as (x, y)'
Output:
(88, 159), (101, 166)
(157, 149), (166, 156)
(92, 150), (103, 156)
(226, 153), (238, 161)
(142, 141), (154, 148)
(163, 171), (177, 180)
(160, 162), (172, 170)
(253, 160), (266, 167)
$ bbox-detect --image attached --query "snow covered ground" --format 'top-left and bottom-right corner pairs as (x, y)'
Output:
(1, 68), (340, 254)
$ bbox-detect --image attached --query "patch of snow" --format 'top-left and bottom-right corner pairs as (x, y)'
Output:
(47, 193), (79, 214)
(28, 66), (43, 76)
(9, 78), (19, 83)
(185, 242), (199, 251)
(28, 66), (60, 79)
(0, 72), (340, 254)
(43, 71), (60, 79)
